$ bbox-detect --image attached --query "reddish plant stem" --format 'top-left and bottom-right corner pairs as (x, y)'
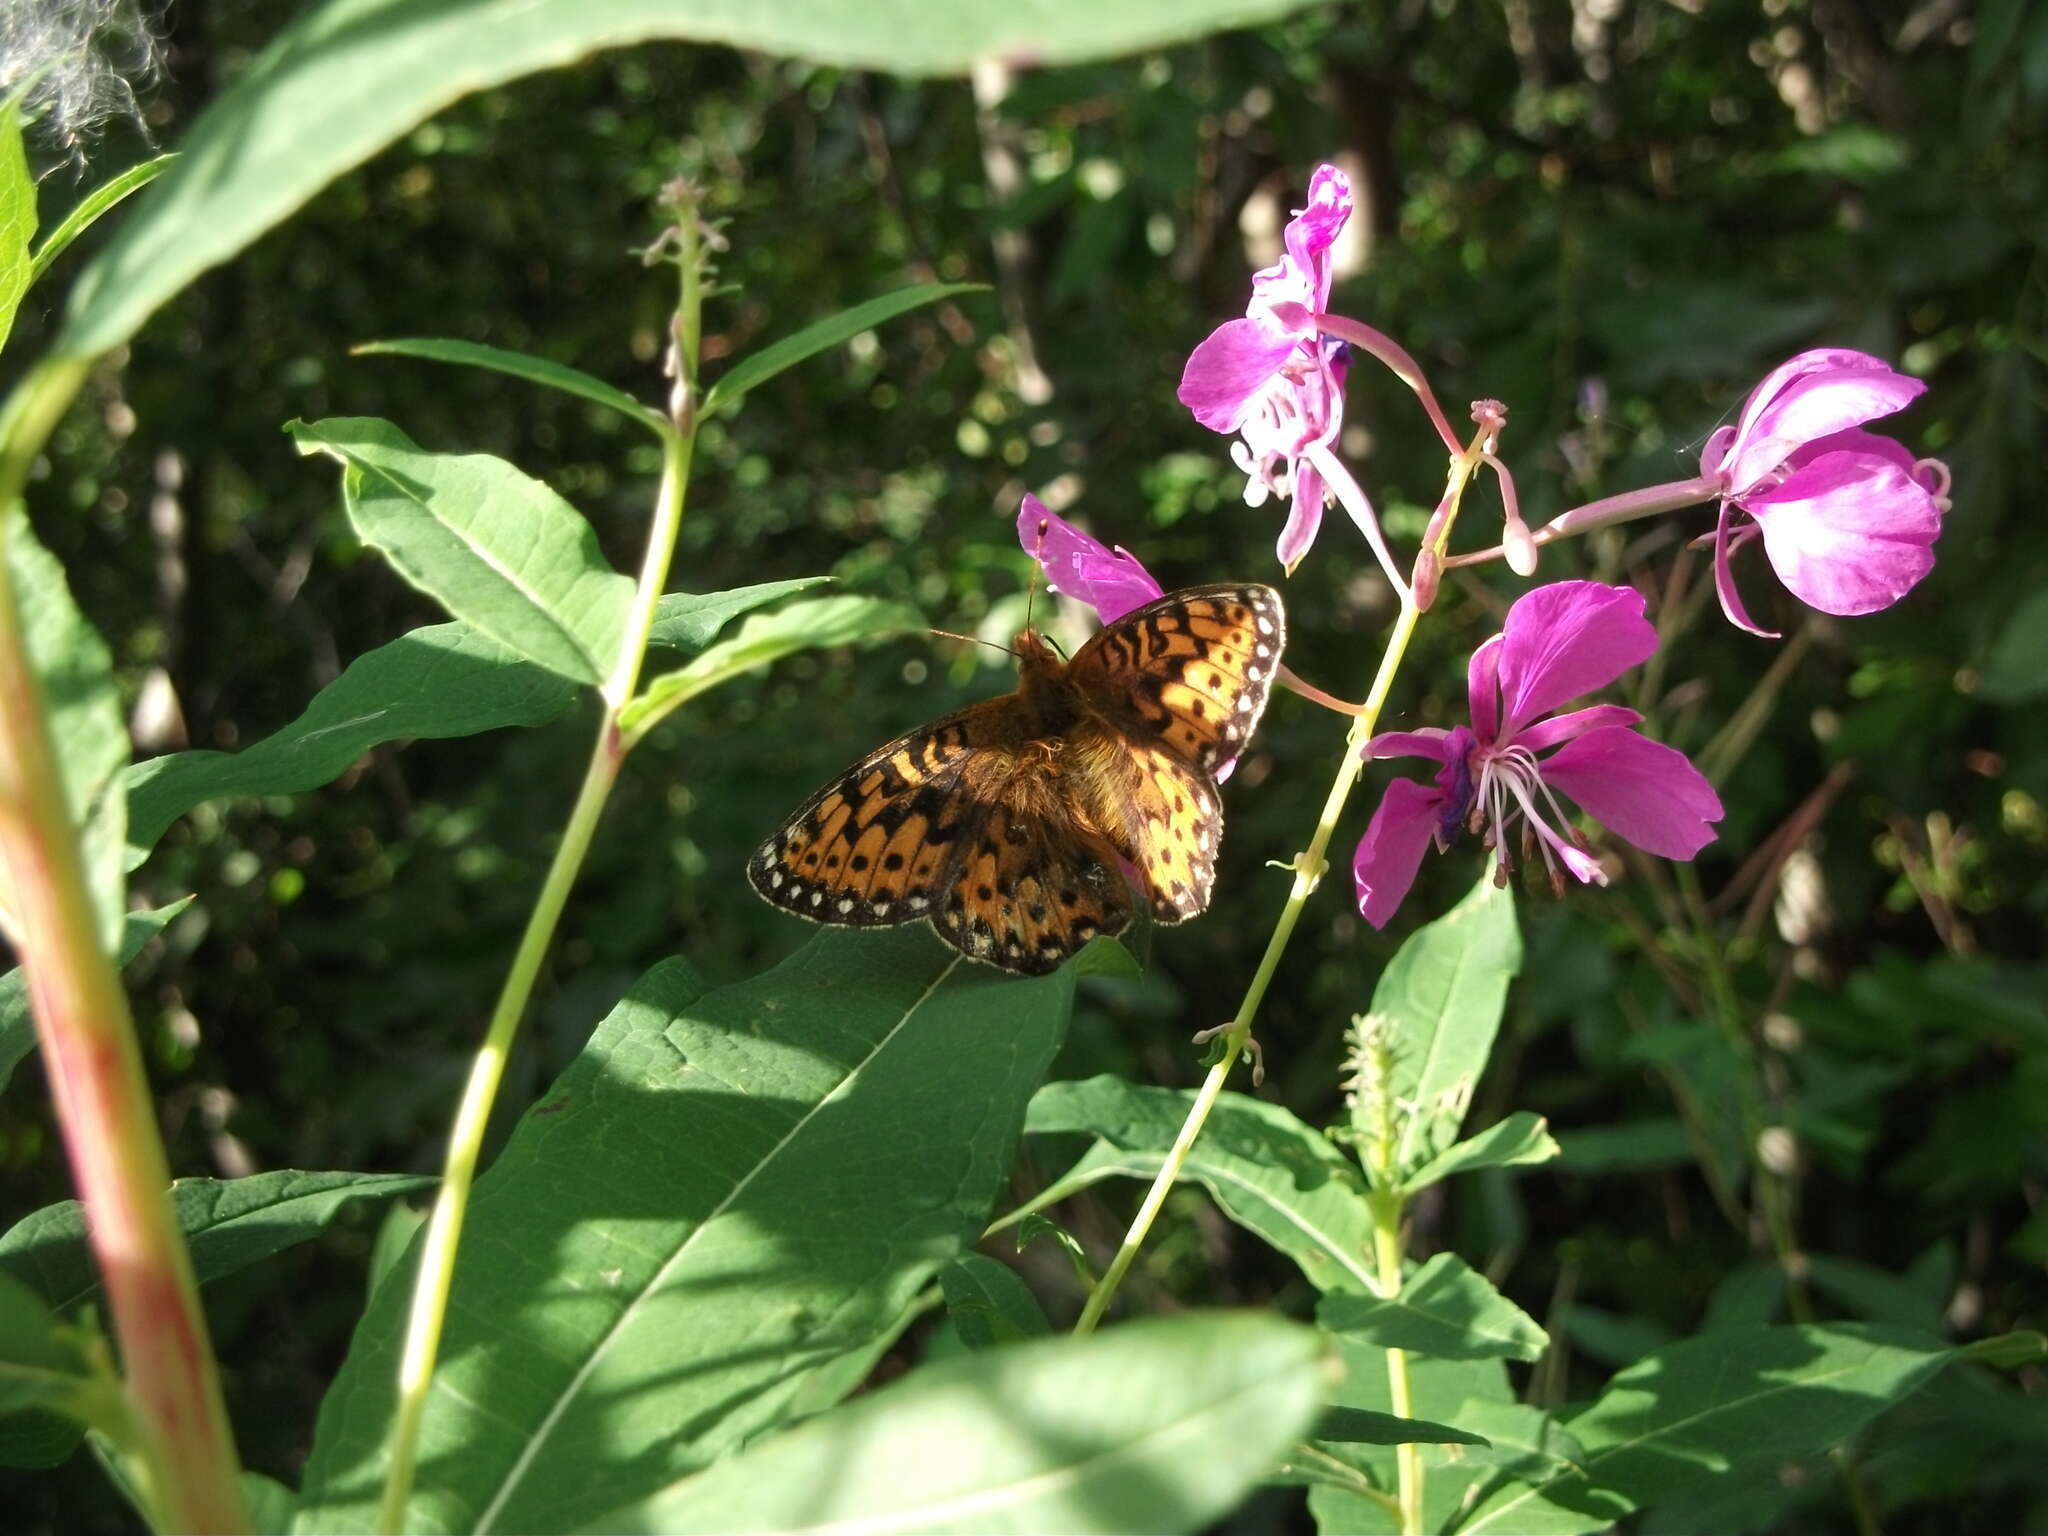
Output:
(0, 525), (247, 1531)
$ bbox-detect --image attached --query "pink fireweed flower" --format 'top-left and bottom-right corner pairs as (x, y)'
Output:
(1704, 348), (1948, 637)
(1177, 165), (1393, 581)
(1017, 494), (1162, 624)
(1352, 581), (1723, 928)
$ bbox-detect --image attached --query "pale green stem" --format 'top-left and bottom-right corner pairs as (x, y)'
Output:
(376, 402), (697, 1528)
(1372, 1196), (1424, 1535)
(0, 356), (250, 1534)
(1070, 426), (1493, 1336)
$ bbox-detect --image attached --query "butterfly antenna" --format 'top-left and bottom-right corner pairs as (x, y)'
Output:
(928, 626), (1021, 662)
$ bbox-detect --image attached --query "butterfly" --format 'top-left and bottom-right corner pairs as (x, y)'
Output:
(748, 584), (1286, 974)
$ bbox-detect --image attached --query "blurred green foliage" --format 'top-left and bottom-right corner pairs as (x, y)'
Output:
(3, 0), (2044, 1529)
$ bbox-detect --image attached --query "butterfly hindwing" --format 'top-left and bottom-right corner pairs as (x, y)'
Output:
(935, 801), (1133, 975)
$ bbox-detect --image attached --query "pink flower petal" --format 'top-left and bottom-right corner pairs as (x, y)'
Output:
(1368, 728), (1454, 764)
(1466, 633), (1503, 743)
(1542, 727), (1723, 860)
(1723, 352), (1925, 494)
(1276, 458), (1324, 571)
(1353, 777), (1446, 929)
(1493, 581), (1657, 740)
(1712, 500), (1779, 639)
(1017, 495), (1163, 625)
(1517, 703), (1644, 753)
(1178, 316), (1296, 433)
(1744, 448), (1941, 616)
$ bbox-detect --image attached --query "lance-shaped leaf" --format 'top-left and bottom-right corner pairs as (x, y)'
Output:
(0, 1170), (434, 1311)
(582, 1312), (1328, 1535)
(0, 900), (188, 1094)
(0, 100), (33, 346)
(3, 509), (127, 950)
(1318, 1253), (1547, 1363)
(124, 620), (579, 859)
(1456, 1324), (1982, 1534)
(703, 283), (987, 415)
(623, 594), (925, 738)
(352, 338), (667, 436)
(27, 155), (174, 287)
(294, 929), (1072, 1535)
(1313, 1406), (1489, 1448)
(290, 416), (633, 684)
(1024, 1077), (1381, 1295)
(1403, 1112), (1559, 1192)
(56, 0), (1329, 359)
(937, 1254), (1049, 1350)
(0, 1271), (121, 1469)
(645, 579), (833, 653)
(1366, 876), (1521, 1174)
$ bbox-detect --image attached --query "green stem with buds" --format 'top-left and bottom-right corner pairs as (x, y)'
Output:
(374, 207), (705, 1534)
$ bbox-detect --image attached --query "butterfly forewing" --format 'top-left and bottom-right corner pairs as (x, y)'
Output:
(1067, 584), (1286, 775)
(747, 711), (983, 925)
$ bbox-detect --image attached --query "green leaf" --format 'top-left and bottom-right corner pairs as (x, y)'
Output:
(1308, 1348), (1514, 1535)
(1313, 1406), (1490, 1448)
(1449, 1400), (1587, 1485)
(0, 101), (34, 348)
(1456, 1325), (1968, 1534)
(1805, 1253), (1949, 1333)
(0, 1170), (433, 1312)
(1701, 1260), (1788, 1332)
(1024, 1078), (1381, 1295)
(0, 900), (189, 1095)
(703, 282), (987, 414)
(352, 338), (667, 436)
(1959, 1330), (2048, 1369)
(243, 1472), (298, 1536)
(581, 1312), (1329, 1535)
(938, 1254), (1049, 1349)
(1553, 1116), (1693, 1173)
(1403, 1112), (1559, 1191)
(3, 509), (127, 950)
(1318, 1254), (1547, 1363)
(57, 1), (1328, 359)
(27, 155), (174, 286)
(646, 578), (833, 654)
(289, 416), (633, 684)
(124, 621), (579, 859)
(0, 1271), (119, 1457)
(623, 594), (925, 737)
(294, 930), (1073, 1535)
(1369, 876), (1521, 1175)
(1979, 587), (2048, 702)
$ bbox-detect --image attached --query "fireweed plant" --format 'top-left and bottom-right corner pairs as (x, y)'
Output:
(0, 26), (2033, 1528)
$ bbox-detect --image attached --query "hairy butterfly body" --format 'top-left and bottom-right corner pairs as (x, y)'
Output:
(747, 584), (1285, 975)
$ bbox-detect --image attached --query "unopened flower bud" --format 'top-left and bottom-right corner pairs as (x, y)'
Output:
(1504, 517), (1539, 577)
(1411, 549), (1441, 611)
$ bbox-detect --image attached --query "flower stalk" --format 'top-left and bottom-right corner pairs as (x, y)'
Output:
(1071, 422), (1497, 1336)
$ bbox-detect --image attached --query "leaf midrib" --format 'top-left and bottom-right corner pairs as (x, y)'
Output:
(470, 957), (962, 1534)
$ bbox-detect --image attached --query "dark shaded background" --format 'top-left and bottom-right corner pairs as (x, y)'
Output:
(5, 0), (2044, 1529)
